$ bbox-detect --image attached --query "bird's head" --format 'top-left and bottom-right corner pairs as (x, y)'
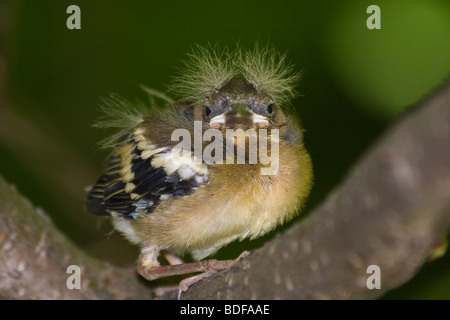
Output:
(204, 78), (285, 131)
(170, 45), (300, 133)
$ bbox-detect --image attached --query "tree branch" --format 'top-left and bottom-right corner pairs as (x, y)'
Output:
(177, 79), (450, 299)
(1, 75), (449, 298)
(0, 176), (153, 299)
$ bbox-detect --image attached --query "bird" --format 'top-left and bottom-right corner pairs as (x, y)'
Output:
(85, 44), (313, 291)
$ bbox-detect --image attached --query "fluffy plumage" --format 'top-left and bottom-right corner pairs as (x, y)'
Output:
(170, 44), (301, 106)
(86, 44), (312, 283)
(93, 94), (147, 150)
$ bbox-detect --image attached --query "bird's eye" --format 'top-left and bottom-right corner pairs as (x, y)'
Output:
(205, 106), (211, 116)
(267, 104), (273, 114)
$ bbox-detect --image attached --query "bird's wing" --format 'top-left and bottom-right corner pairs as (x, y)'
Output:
(85, 129), (208, 218)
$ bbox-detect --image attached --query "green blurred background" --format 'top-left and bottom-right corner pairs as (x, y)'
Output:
(1, 0), (449, 299)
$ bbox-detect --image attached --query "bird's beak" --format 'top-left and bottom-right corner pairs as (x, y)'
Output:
(210, 104), (269, 129)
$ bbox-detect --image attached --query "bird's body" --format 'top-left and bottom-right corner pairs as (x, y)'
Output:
(86, 45), (313, 281)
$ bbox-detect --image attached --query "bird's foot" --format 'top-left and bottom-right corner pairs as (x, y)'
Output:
(137, 251), (250, 292)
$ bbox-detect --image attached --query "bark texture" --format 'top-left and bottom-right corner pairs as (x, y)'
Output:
(1, 79), (449, 299)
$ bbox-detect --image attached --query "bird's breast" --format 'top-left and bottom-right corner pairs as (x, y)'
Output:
(133, 141), (312, 256)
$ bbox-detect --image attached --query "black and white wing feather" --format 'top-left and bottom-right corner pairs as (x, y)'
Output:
(86, 128), (208, 218)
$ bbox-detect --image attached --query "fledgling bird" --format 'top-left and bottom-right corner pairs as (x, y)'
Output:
(86, 45), (313, 290)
